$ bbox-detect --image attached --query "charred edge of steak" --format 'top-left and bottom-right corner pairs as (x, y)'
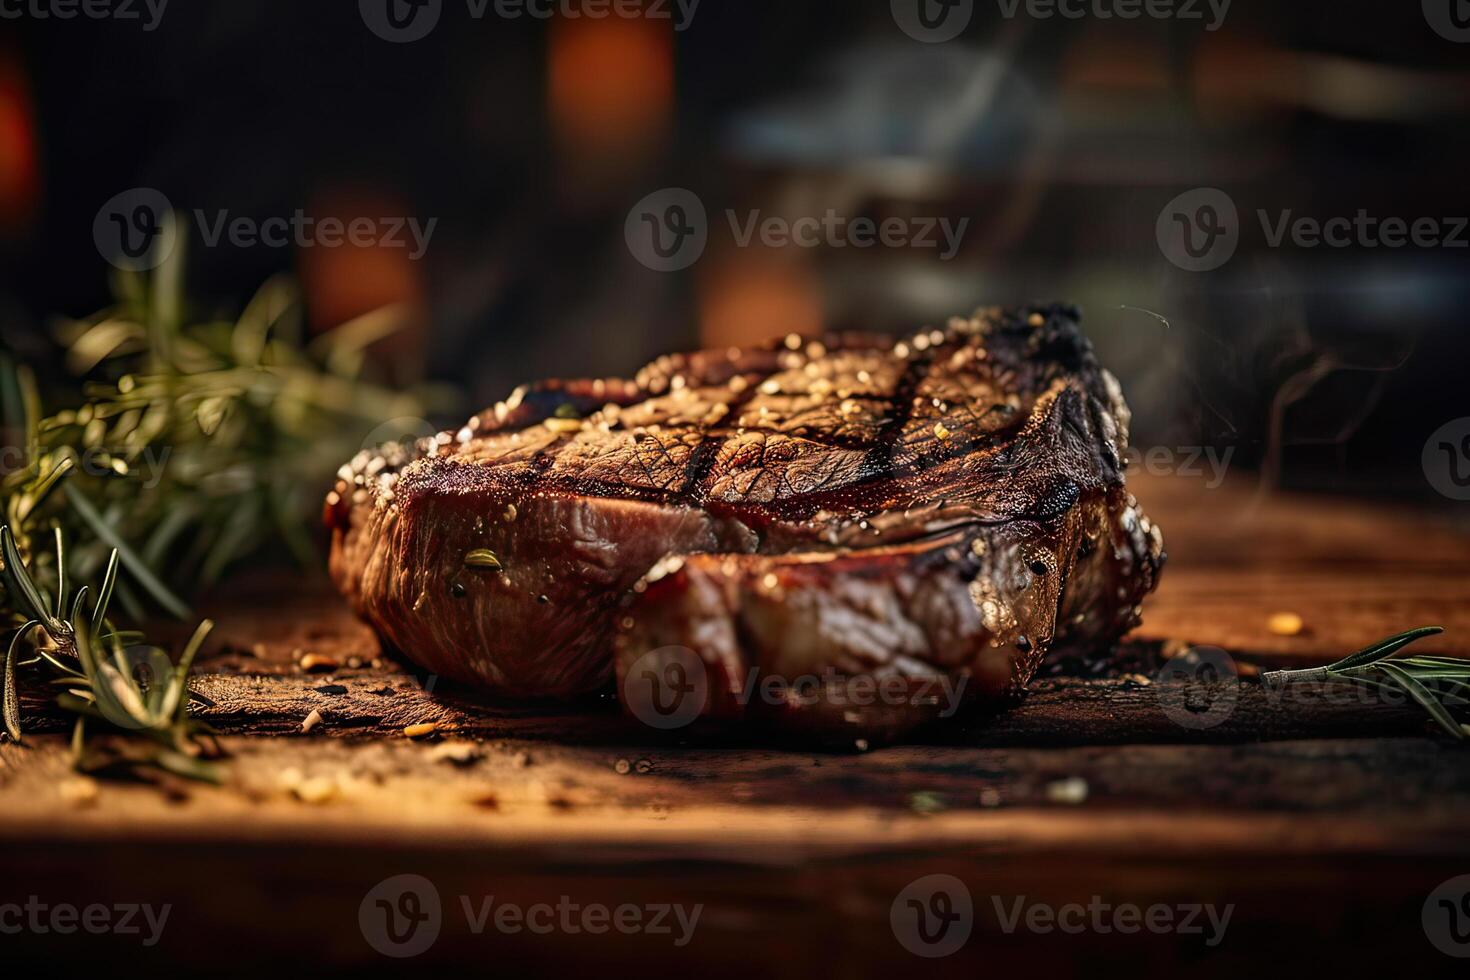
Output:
(326, 304), (1163, 735)
(326, 303), (1127, 530)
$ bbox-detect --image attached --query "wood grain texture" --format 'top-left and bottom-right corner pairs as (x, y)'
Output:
(1, 472), (1468, 974)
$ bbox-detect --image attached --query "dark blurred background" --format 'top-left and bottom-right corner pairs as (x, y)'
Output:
(0, 0), (1466, 501)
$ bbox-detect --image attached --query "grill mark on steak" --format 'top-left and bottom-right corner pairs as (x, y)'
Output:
(868, 344), (935, 481)
(327, 304), (1164, 740)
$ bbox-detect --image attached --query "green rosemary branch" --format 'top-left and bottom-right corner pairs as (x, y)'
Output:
(1261, 627), (1469, 740)
(2, 523), (222, 783)
(1, 235), (452, 621)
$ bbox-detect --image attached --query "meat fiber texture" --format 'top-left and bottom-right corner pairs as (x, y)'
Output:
(327, 305), (1164, 740)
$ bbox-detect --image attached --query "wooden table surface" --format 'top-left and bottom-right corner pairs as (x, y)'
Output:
(3, 471), (1469, 974)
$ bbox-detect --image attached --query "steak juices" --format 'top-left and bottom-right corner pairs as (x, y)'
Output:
(327, 305), (1163, 739)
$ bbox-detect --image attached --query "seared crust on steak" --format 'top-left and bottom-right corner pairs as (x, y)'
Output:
(327, 304), (1164, 738)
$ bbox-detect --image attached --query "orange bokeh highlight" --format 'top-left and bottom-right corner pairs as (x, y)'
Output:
(549, 12), (672, 185)
(698, 249), (825, 352)
(296, 189), (429, 380)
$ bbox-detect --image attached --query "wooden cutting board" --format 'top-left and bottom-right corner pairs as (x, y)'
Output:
(2, 471), (1468, 974)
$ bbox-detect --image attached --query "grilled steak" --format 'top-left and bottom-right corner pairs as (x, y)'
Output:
(327, 304), (1163, 739)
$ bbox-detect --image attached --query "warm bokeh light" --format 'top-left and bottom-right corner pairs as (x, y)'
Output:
(698, 248), (824, 351)
(0, 50), (39, 235)
(549, 11), (672, 190)
(297, 189), (428, 381)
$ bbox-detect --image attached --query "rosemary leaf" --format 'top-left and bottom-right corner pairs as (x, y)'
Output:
(33, 645), (82, 678)
(1, 526), (56, 627)
(70, 616), (143, 727)
(68, 585), (90, 631)
(61, 482), (191, 620)
(92, 549), (120, 630)
(1327, 626), (1445, 672)
(16, 455), (76, 525)
(1378, 662), (1465, 740)
(52, 526), (66, 621)
(0, 352), (24, 449)
(151, 748), (222, 785)
(3, 625), (23, 742)
(161, 619), (213, 722)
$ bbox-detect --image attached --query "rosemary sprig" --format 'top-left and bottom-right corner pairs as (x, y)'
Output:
(1, 228), (452, 620)
(1, 523), (222, 782)
(1262, 627), (1469, 740)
